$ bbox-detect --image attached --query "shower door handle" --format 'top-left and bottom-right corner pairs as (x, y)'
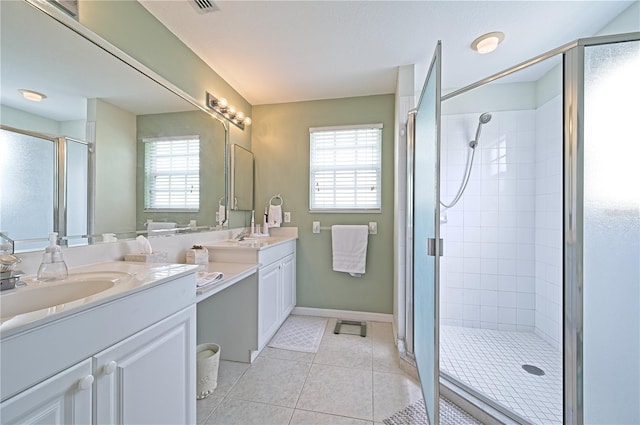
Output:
(427, 238), (443, 257)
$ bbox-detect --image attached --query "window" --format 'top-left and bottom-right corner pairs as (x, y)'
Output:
(309, 124), (382, 212)
(144, 135), (200, 211)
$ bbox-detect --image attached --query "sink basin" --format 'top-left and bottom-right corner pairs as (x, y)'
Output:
(208, 239), (267, 248)
(0, 271), (131, 319)
(238, 239), (269, 247)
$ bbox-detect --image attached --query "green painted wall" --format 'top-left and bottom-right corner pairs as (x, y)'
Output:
(252, 95), (395, 314)
(77, 0), (251, 149)
(136, 111), (226, 229)
(88, 98), (137, 234)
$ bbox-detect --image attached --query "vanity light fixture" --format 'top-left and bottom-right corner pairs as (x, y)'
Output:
(471, 31), (505, 54)
(206, 92), (251, 130)
(18, 89), (47, 102)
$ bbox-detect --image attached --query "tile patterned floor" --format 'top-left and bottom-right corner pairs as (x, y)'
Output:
(440, 325), (563, 424)
(197, 318), (424, 425)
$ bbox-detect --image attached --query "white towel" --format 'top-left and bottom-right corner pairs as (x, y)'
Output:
(218, 205), (226, 225)
(147, 222), (177, 234)
(196, 272), (224, 288)
(331, 225), (368, 277)
(268, 205), (282, 227)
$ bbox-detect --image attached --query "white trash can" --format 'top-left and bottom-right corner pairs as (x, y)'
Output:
(196, 343), (220, 399)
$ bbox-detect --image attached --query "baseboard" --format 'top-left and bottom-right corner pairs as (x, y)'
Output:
(291, 307), (393, 323)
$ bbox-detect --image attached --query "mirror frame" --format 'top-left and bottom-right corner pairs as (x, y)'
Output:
(229, 144), (255, 211)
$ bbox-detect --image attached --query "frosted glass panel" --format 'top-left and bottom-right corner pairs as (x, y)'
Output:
(0, 129), (54, 244)
(583, 40), (640, 424)
(413, 44), (440, 424)
(66, 138), (88, 241)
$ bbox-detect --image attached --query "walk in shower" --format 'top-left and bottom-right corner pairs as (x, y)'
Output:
(438, 56), (564, 421)
(433, 34), (639, 424)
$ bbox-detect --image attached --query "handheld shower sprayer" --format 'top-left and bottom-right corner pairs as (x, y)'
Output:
(441, 112), (493, 209)
(469, 112), (492, 149)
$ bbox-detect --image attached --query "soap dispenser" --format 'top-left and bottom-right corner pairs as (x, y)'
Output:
(37, 232), (68, 281)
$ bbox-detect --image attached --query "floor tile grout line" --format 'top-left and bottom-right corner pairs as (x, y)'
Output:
(289, 350), (317, 422)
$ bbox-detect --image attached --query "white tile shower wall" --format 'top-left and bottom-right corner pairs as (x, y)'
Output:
(534, 95), (563, 351)
(440, 110), (537, 331)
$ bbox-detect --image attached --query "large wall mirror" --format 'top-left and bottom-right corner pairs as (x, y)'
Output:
(229, 144), (254, 211)
(0, 0), (227, 252)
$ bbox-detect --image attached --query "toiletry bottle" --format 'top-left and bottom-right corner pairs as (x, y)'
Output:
(263, 207), (269, 235)
(37, 232), (68, 281)
(251, 210), (255, 235)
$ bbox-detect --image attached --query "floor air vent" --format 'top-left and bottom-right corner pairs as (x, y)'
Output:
(192, 0), (219, 13)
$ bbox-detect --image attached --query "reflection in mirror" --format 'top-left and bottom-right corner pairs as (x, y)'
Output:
(137, 112), (226, 228)
(0, 128), (56, 250)
(230, 145), (254, 211)
(0, 0), (227, 252)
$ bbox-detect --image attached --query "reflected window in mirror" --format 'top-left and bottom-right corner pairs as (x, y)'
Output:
(143, 135), (200, 211)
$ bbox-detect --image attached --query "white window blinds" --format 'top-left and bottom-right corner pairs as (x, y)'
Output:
(143, 136), (200, 211)
(309, 124), (382, 212)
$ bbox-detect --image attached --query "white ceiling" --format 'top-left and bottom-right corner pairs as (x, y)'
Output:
(139, 0), (635, 106)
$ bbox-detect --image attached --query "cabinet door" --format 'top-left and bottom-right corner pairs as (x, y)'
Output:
(280, 253), (296, 320)
(0, 359), (93, 425)
(258, 262), (281, 348)
(94, 306), (195, 425)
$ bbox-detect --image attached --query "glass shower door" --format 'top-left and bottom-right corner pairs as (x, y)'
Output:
(0, 128), (56, 250)
(412, 41), (442, 424)
(581, 38), (640, 425)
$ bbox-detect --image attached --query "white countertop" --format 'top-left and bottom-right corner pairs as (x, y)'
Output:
(1, 229), (298, 337)
(195, 230), (298, 302)
(203, 234), (298, 251)
(195, 262), (258, 303)
(0, 261), (198, 337)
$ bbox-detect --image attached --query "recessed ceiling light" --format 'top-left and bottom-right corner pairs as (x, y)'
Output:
(18, 89), (47, 102)
(471, 32), (505, 54)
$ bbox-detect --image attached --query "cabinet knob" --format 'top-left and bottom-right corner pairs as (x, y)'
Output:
(104, 361), (118, 375)
(78, 374), (94, 390)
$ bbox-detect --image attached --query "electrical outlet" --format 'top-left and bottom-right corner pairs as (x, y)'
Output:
(284, 211), (291, 223)
(368, 221), (377, 235)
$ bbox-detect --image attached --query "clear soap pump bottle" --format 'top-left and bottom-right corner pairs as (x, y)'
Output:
(37, 232), (68, 281)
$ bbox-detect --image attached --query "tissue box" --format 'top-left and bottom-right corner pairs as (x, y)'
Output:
(124, 252), (168, 263)
(186, 246), (209, 266)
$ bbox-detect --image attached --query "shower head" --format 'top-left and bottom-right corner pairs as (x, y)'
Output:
(469, 112), (492, 148)
(479, 112), (492, 124)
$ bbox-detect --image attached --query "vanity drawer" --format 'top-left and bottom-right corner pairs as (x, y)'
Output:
(258, 240), (296, 266)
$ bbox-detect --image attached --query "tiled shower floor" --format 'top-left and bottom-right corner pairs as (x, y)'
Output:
(440, 325), (563, 424)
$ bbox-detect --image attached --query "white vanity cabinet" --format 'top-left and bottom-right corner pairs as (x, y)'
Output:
(0, 268), (196, 425)
(257, 241), (297, 351)
(280, 253), (296, 319)
(205, 235), (297, 359)
(258, 260), (282, 349)
(94, 307), (194, 425)
(0, 359), (93, 425)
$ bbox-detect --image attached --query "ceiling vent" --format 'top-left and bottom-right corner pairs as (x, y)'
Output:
(192, 0), (219, 13)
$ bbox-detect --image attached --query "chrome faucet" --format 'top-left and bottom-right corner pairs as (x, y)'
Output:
(233, 230), (250, 241)
(0, 252), (24, 291)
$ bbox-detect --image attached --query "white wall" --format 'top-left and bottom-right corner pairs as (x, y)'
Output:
(393, 64), (415, 349)
(440, 109), (538, 331)
(534, 95), (563, 350)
